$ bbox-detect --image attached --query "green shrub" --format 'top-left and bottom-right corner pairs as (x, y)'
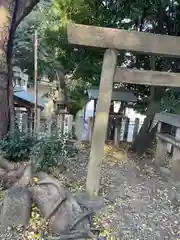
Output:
(0, 129), (37, 162)
(0, 123), (78, 171)
(30, 131), (78, 172)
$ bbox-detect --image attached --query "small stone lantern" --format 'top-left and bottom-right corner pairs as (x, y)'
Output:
(53, 87), (68, 115)
(13, 66), (21, 87)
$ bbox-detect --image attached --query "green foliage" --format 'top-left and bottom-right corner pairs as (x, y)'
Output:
(161, 88), (180, 114)
(13, 0), (62, 82)
(42, 0), (170, 114)
(14, 0), (180, 114)
(30, 131), (77, 172)
(0, 125), (78, 172)
(0, 129), (36, 161)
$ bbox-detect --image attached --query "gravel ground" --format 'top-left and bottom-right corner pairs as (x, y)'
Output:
(61, 144), (180, 240)
(1, 144), (180, 240)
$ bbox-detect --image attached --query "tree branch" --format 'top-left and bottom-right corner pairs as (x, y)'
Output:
(15, 0), (40, 29)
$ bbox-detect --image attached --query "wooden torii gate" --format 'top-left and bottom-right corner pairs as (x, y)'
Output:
(67, 23), (180, 197)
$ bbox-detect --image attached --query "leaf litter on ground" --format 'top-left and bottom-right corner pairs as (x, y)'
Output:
(1, 142), (180, 239)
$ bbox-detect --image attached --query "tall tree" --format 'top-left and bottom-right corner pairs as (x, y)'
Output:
(0, 0), (40, 138)
(13, 1), (58, 82)
(131, 0), (180, 154)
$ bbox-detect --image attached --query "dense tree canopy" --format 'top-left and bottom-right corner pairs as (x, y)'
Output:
(13, 0), (180, 115)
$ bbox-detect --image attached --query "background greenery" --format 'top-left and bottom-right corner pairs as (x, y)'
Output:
(13, 0), (180, 116)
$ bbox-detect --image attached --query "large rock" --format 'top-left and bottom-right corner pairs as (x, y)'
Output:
(14, 165), (31, 186)
(75, 191), (104, 211)
(4, 171), (19, 188)
(49, 191), (88, 233)
(0, 156), (14, 172)
(3, 165), (30, 189)
(0, 185), (31, 229)
(0, 168), (6, 181)
(29, 172), (67, 218)
(29, 172), (90, 234)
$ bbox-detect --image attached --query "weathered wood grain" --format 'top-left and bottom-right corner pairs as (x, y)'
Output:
(67, 23), (180, 57)
(86, 49), (118, 197)
(114, 67), (180, 87)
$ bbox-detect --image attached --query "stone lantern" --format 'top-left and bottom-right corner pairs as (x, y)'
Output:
(53, 87), (67, 114)
(13, 66), (21, 87)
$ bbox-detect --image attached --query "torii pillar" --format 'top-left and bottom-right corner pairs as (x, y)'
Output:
(86, 49), (117, 196)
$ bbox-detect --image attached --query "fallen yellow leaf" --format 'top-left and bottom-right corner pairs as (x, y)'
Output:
(33, 177), (39, 183)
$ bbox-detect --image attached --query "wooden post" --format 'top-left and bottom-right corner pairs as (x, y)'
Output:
(67, 115), (73, 134)
(120, 117), (125, 141)
(155, 122), (167, 166)
(114, 119), (120, 148)
(27, 110), (33, 133)
(118, 101), (125, 114)
(57, 114), (65, 136)
(47, 116), (53, 136)
(93, 100), (97, 118)
(34, 30), (38, 134)
(88, 117), (93, 142)
(74, 111), (84, 147)
(132, 118), (140, 142)
(86, 49), (117, 197)
(123, 118), (130, 142)
(37, 108), (41, 134)
(22, 112), (28, 133)
(114, 124), (118, 147)
(106, 118), (110, 140)
(83, 103), (86, 120)
(171, 128), (180, 181)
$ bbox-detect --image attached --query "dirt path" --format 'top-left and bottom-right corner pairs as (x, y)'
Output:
(64, 145), (180, 240)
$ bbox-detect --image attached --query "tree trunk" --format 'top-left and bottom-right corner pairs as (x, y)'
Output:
(131, 86), (165, 155)
(0, 1), (14, 138)
(7, 59), (15, 132)
(0, 0), (39, 138)
(7, 0), (20, 133)
(0, 75), (9, 139)
(131, 56), (167, 156)
(131, 101), (159, 155)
